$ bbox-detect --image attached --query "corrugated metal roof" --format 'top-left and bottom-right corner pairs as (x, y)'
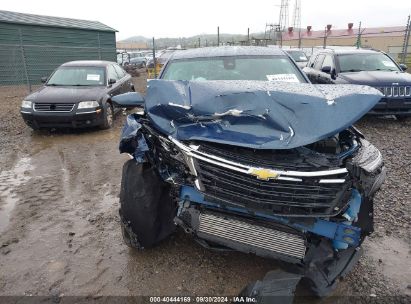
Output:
(0, 10), (116, 32)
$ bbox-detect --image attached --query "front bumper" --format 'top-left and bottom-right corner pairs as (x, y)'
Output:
(20, 108), (104, 129)
(368, 97), (411, 115)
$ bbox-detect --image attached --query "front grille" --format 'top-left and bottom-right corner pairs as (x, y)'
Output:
(196, 160), (351, 216)
(377, 86), (411, 98)
(34, 103), (75, 112)
(198, 212), (306, 260)
(198, 142), (336, 171)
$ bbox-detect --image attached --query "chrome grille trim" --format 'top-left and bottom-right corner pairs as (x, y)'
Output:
(198, 213), (306, 259)
(377, 86), (411, 98)
(33, 103), (75, 112)
(169, 137), (348, 178)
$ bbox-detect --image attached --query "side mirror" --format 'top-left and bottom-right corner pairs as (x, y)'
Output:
(111, 92), (145, 108)
(399, 63), (407, 71)
(108, 78), (117, 85)
(321, 66), (332, 74)
(41, 76), (48, 83)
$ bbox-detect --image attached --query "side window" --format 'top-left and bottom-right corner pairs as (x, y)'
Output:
(314, 54), (325, 70)
(107, 65), (119, 81)
(308, 55), (317, 68)
(322, 55), (334, 69)
(113, 64), (126, 79)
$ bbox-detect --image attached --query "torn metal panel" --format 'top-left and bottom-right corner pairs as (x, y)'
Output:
(145, 80), (382, 149)
(240, 270), (302, 304)
(118, 114), (148, 162)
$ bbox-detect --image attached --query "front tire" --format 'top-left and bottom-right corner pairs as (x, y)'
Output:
(100, 103), (114, 129)
(119, 160), (176, 249)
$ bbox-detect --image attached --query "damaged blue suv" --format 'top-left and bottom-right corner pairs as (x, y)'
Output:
(112, 47), (386, 297)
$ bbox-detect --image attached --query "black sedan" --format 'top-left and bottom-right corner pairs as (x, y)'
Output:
(20, 61), (134, 130)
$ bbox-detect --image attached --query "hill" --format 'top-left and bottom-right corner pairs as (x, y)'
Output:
(117, 32), (267, 48)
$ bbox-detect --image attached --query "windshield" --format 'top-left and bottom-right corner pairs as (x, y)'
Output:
(287, 51), (308, 62)
(161, 55), (306, 82)
(338, 53), (400, 72)
(47, 66), (106, 86)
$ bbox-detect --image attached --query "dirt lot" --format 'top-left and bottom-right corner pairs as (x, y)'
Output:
(0, 73), (410, 302)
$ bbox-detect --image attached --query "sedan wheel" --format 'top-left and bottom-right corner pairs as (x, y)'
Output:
(100, 103), (114, 129)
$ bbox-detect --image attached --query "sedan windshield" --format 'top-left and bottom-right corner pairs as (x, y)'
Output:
(287, 51), (308, 62)
(161, 55), (306, 82)
(337, 53), (400, 72)
(47, 66), (106, 86)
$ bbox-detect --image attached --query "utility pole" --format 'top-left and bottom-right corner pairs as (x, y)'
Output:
(152, 37), (157, 78)
(279, 0), (290, 31)
(247, 28), (250, 45)
(198, 37), (201, 48)
(280, 27), (283, 48)
(401, 15), (411, 64)
(217, 26), (220, 46)
(298, 28), (302, 49)
(323, 26), (327, 48)
(292, 0), (301, 30)
(356, 22), (362, 49)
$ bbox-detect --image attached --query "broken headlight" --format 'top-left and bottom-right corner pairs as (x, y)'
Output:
(353, 140), (383, 173)
(361, 149), (382, 172)
(359, 146), (382, 173)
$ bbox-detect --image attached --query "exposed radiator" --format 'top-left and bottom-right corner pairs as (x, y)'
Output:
(198, 213), (306, 260)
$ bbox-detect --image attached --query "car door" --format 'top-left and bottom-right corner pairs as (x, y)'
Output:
(113, 64), (133, 93)
(318, 55), (335, 84)
(306, 54), (325, 83)
(302, 55), (316, 81)
(107, 64), (122, 97)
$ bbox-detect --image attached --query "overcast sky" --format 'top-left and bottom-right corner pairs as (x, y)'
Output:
(1, 0), (410, 40)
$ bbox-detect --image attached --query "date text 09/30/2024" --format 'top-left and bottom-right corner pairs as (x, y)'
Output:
(149, 296), (257, 303)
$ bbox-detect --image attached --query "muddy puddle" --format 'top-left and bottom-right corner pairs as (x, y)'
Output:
(0, 124), (281, 297)
(0, 157), (33, 233)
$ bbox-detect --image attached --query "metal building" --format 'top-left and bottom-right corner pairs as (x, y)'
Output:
(0, 10), (117, 87)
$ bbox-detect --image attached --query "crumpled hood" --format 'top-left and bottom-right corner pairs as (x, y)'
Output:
(338, 71), (411, 86)
(26, 86), (105, 104)
(143, 80), (382, 149)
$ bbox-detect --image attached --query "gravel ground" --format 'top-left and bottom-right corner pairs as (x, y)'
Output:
(0, 73), (410, 303)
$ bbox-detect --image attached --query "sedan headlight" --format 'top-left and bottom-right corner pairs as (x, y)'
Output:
(21, 100), (32, 108)
(78, 101), (99, 109)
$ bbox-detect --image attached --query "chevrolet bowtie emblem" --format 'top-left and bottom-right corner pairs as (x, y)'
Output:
(249, 168), (280, 181)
